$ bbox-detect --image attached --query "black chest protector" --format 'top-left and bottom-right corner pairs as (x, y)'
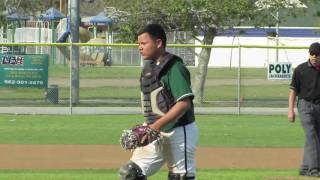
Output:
(140, 53), (195, 127)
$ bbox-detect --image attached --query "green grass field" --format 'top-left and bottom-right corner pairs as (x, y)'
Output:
(0, 169), (302, 180)
(0, 66), (291, 107)
(0, 84), (289, 100)
(0, 65), (301, 179)
(0, 114), (305, 179)
(0, 114), (303, 147)
(49, 65), (267, 79)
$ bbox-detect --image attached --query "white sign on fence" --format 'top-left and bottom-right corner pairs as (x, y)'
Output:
(267, 62), (292, 80)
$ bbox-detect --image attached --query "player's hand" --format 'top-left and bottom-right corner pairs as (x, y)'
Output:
(288, 110), (295, 123)
(148, 123), (161, 132)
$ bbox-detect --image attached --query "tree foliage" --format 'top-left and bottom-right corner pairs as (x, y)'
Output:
(104, 0), (316, 103)
(0, 0), (61, 27)
(0, 0), (316, 103)
(0, 0), (104, 27)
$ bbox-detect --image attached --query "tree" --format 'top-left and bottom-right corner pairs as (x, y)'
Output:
(108, 0), (318, 104)
(0, 0), (61, 27)
(2, 0), (313, 104)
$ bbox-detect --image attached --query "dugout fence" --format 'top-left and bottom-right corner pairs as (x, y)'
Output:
(0, 42), (310, 114)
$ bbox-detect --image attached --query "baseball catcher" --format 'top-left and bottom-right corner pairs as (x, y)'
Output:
(120, 125), (160, 150)
(119, 24), (198, 180)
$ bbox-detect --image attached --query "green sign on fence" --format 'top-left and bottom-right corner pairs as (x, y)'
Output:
(0, 54), (48, 88)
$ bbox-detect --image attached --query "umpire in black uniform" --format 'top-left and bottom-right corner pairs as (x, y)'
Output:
(288, 42), (320, 177)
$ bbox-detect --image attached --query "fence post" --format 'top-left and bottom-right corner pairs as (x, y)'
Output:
(237, 46), (241, 115)
(120, 47), (122, 65)
(69, 47), (73, 115)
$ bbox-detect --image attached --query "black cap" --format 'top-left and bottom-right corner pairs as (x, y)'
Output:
(309, 42), (320, 56)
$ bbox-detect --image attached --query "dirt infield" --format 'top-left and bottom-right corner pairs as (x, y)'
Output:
(0, 144), (302, 169)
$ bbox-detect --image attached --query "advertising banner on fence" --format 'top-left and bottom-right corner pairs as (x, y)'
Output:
(0, 54), (48, 88)
(267, 62), (292, 80)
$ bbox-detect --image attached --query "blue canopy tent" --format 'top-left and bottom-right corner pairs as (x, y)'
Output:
(85, 12), (113, 65)
(89, 12), (113, 25)
(6, 12), (30, 31)
(41, 7), (65, 21)
(6, 12), (30, 21)
(88, 12), (113, 38)
(6, 12), (30, 49)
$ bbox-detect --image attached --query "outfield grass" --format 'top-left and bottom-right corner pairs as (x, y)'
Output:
(205, 84), (289, 101)
(0, 85), (288, 100)
(0, 114), (303, 147)
(49, 65), (267, 79)
(49, 66), (142, 79)
(0, 85), (289, 102)
(1, 66), (291, 107)
(0, 169), (301, 180)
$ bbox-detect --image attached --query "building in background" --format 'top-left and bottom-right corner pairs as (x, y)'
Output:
(196, 26), (320, 68)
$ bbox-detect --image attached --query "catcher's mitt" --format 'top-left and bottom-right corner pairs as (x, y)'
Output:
(120, 125), (160, 150)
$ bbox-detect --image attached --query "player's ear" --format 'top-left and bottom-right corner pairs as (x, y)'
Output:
(156, 39), (163, 48)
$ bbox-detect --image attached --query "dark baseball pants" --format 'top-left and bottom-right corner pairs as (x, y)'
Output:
(298, 99), (320, 171)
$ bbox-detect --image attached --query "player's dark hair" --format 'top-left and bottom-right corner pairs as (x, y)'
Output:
(309, 42), (320, 56)
(138, 24), (167, 47)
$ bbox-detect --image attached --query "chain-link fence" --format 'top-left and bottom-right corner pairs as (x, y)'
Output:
(0, 43), (311, 114)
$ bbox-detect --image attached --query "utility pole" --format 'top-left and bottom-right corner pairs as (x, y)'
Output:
(70, 0), (80, 105)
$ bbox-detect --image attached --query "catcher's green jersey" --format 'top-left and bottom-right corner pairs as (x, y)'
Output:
(159, 58), (195, 132)
(160, 59), (194, 102)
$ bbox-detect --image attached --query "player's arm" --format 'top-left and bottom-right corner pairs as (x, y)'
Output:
(288, 89), (296, 123)
(148, 97), (191, 131)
